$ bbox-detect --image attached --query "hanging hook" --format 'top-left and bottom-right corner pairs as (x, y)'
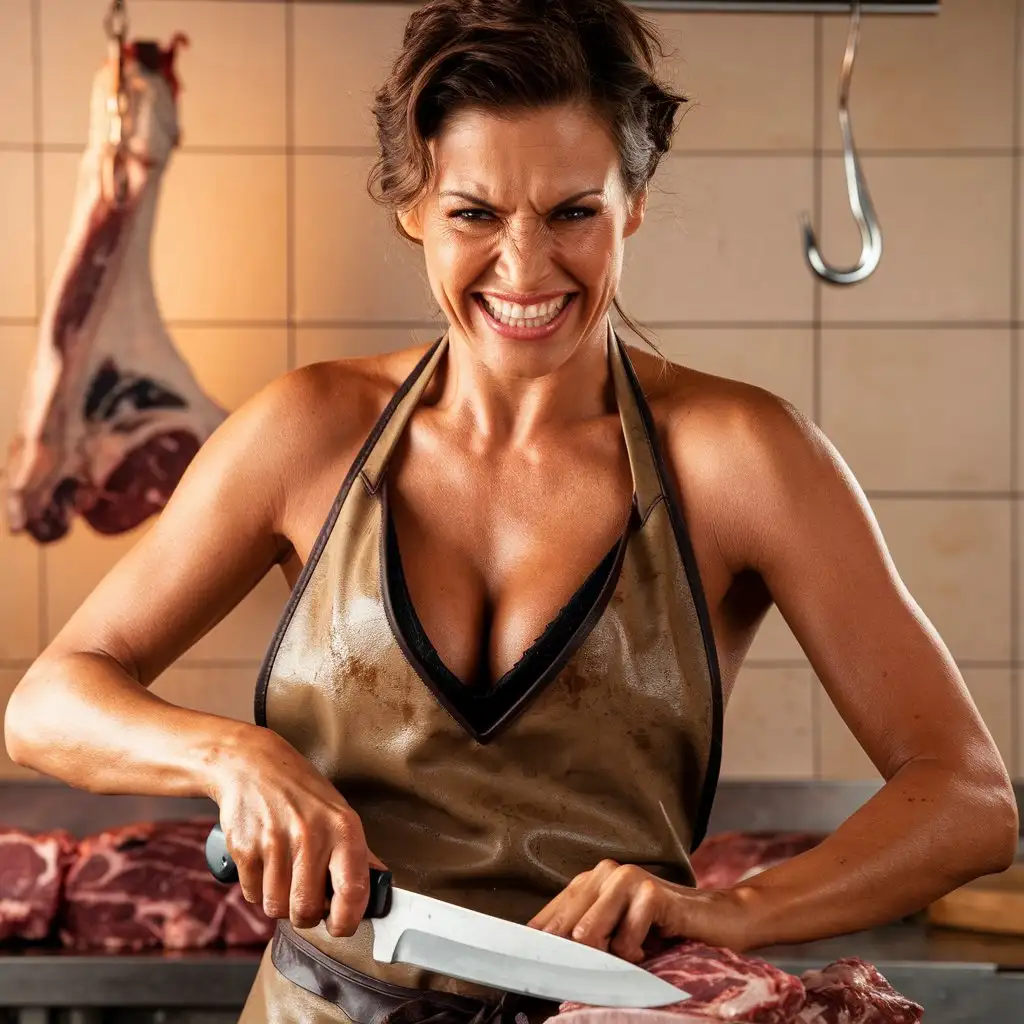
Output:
(101, 0), (131, 207)
(801, 0), (882, 286)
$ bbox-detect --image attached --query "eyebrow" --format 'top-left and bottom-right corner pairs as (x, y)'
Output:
(438, 188), (605, 210)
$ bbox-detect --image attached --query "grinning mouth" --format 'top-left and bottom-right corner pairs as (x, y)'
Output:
(476, 293), (575, 329)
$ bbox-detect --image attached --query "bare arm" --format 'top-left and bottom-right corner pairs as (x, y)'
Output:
(700, 394), (1018, 948)
(3, 372), (305, 797)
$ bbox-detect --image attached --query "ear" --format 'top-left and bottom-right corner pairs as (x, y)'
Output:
(623, 185), (647, 239)
(398, 203), (424, 243)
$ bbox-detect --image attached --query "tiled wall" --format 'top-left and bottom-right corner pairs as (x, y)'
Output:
(0, 0), (1020, 784)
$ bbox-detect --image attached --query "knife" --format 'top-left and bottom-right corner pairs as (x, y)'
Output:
(205, 824), (689, 1008)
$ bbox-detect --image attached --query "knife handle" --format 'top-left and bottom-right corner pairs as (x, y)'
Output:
(205, 823), (393, 918)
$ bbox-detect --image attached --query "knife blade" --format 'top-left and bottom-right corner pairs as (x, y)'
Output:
(205, 824), (689, 1008)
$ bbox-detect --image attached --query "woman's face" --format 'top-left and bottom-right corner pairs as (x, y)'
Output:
(399, 102), (646, 379)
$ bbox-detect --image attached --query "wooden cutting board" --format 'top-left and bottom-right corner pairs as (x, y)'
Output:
(927, 863), (1024, 936)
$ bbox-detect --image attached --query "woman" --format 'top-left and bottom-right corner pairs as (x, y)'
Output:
(5, 0), (1016, 1021)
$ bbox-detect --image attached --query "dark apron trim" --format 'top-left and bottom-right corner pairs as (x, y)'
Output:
(613, 333), (724, 852)
(270, 922), (554, 1024)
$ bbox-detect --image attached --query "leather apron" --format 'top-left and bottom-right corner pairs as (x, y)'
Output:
(239, 327), (723, 1023)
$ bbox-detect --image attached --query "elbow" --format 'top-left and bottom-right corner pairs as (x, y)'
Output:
(969, 770), (1019, 876)
(3, 663), (53, 771)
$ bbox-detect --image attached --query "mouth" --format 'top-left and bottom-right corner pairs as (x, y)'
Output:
(474, 292), (577, 341)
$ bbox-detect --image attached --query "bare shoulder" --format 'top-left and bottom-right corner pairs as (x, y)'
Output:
(626, 343), (841, 572)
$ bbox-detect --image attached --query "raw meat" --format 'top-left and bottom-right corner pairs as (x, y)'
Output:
(795, 960), (923, 1024)
(560, 941), (806, 1024)
(0, 828), (76, 942)
(691, 833), (824, 890)
(59, 819), (273, 951)
(6, 33), (225, 545)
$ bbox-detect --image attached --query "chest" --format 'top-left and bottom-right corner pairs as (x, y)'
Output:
(279, 407), (760, 699)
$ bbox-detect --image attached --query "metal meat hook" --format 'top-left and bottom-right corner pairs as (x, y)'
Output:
(801, 0), (882, 286)
(102, 0), (131, 207)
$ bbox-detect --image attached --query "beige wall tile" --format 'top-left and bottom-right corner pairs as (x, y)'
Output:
(818, 687), (880, 781)
(0, 152), (37, 317)
(0, 0), (34, 145)
(121, 1), (286, 148)
(0, 325), (37, 464)
(621, 156), (814, 322)
(651, 13), (814, 152)
(871, 498), (1011, 662)
(293, 155), (437, 322)
(296, 327), (445, 366)
(42, 0), (286, 147)
(293, 2), (410, 149)
(652, 328), (814, 416)
(721, 666), (814, 779)
(821, 328), (1011, 492)
(152, 664), (259, 726)
(153, 153), (287, 321)
(174, 327), (289, 412)
(43, 151), (288, 322)
(821, 0), (1015, 152)
(0, 529), (40, 661)
(0, 670), (45, 781)
(820, 156), (1012, 323)
(38, 0), (97, 145)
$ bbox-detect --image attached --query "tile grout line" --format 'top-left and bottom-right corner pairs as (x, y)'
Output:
(810, 13), (824, 781)
(1011, 0), (1023, 778)
(285, 2), (296, 371)
(30, 0), (47, 656)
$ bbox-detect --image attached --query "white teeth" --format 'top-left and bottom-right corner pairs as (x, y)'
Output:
(480, 294), (570, 328)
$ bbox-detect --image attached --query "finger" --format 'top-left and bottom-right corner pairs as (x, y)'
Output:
(530, 877), (597, 936)
(570, 878), (637, 952)
(226, 828), (263, 906)
(608, 880), (660, 963)
(288, 845), (329, 930)
(325, 831), (371, 939)
(261, 832), (292, 921)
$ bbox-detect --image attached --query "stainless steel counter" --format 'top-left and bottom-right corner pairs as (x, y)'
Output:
(0, 780), (1020, 1021)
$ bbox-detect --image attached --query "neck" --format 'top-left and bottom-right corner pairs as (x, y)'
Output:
(435, 321), (616, 449)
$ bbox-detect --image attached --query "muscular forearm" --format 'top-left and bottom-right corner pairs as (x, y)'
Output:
(733, 758), (1018, 950)
(4, 651), (257, 799)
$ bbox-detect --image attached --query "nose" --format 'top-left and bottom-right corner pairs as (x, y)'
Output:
(493, 216), (555, 293)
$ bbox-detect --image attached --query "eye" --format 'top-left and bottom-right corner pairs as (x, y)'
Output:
(450, 208), (495, 222)
(553, 207), (597, 222)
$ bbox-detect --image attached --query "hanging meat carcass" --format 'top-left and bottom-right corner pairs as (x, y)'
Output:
(5, 31), (226, 545)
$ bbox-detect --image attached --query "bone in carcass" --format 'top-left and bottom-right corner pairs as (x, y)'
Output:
(0, 828), (76, 942)
(59, 819), (273, 951)
(6, 35), (226, 544)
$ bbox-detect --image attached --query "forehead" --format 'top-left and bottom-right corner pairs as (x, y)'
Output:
(431, 103), (621, 193)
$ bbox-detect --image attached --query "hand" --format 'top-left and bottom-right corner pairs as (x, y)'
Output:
(527, 859), (757, 961)
(206, 724), (387, 939)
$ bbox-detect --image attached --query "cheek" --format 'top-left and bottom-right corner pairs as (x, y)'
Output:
(424, 223), (489, 290)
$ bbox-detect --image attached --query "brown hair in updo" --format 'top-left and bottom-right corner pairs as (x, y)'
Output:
(367, 0), (687, 349)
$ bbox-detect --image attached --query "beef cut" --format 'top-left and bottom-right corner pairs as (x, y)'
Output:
(5, 33), (226, 545)
(60, 819), (273, 951)
(691, 833), (824, 890)
(0, 828), (76, 942)
(560, 942), (806, 1024)
(795, 960), (923, 1024)
(555, 943), (923, 1024)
